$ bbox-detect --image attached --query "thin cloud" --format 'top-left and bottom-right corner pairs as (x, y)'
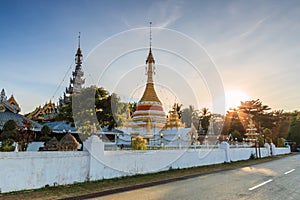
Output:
(207, 16), (270, 59)
(153, 1), (182, 28)
(121, 16), (132, 28)
(238, 16), (269, 39)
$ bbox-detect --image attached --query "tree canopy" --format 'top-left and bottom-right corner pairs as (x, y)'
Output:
(181, 105), (199, 128)
(65, 86), (127, 135)
(1, 120), (19, 141)
(199, 107), (211, 134)
(0, 120), (19, 151)
(287, 113), (300, 148)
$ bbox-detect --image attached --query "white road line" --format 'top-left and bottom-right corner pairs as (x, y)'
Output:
(284, 169), (295, 175)
(249, 179), (273, 191)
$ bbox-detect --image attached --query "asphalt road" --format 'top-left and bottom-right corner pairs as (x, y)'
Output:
(90, 154), (300, 200)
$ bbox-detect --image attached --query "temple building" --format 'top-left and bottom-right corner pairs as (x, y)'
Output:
(25, 101), (57, 123)
(117, 24), (197, 147)
(0, 88), (41, 130)
(129, 48), (167, 138)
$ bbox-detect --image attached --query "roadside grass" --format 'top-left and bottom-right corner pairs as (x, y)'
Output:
(0, 155), (289, 200)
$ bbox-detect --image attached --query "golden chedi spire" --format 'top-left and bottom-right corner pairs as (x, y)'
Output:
(131, 22), (166, 137)
(140, 22), (161, 103)
(140, 48), (161, 103)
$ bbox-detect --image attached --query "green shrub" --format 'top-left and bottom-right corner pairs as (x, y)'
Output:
(132, 136), (147, 150)
(249, 152), (256, 159)
(0, 139), (15, 152)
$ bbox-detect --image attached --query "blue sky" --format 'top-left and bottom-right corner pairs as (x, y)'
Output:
(1, 0), (300, 114)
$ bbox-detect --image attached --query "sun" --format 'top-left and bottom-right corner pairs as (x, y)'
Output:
(225, 90), (250, 111)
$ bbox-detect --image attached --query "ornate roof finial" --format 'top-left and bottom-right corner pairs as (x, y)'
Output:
(1, 88), (6, 100)
(149, 22), (152, 49)
(75, 32), (82, 65)
(78, 32), (81, 48)
(146, 22), (155, 64)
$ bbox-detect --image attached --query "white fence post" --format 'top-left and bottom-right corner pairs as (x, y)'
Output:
(264, 143), (270, 156)
(83, 135), (104, 180)
(271, 143), (276, 156)
(220, 142), (230, 162)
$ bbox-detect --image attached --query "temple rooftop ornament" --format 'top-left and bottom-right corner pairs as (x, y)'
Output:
(66, 32), (85, 96)
(58, 33), (86, 111)
(165, 103), (184, 130)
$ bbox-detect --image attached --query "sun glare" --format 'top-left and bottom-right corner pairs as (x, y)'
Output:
(225, 90), (250, 111)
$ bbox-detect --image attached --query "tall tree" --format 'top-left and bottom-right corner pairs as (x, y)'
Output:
(181, 105), (194, 128)
(287, 112), (300, 148)
(73, 86), (100, 134)
(262, 128), (275, 143)
(238, 99), (272, 132)
(18, 119), (35, 151)
(221, 108), (246, 137)
(55, 95), (74, 126)
(211, 113), (225, 135)
(97, 93), (126, 130)
(93, 88), (126, 130)
(181, 105), (199, 128)
(199, 107), (211, 134)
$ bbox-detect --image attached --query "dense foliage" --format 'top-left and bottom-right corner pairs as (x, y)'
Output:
(0, 120), (18, 151)
(179, 99), (300, 148)
(18, 119), (35, 151)
(40, 125), (51, 142)
(58, 86), (128, 135)
(287, 113), (300, 149)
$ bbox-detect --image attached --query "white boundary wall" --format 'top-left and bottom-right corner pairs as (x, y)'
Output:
(0, 151), (89, 193)
(0, 136), (291, 193)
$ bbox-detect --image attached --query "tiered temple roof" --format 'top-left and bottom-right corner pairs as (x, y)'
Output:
(7, 94), (21, 113)
(25, 101), (57, 122)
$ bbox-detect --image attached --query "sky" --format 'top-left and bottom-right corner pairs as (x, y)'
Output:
(0, 0), (300, 114)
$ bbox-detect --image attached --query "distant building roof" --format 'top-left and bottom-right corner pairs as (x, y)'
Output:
(101, 126), (124, 133)
(25, 101), (57, 123)
(0, 111), (42, 130)
(44, 121), (77, 133)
